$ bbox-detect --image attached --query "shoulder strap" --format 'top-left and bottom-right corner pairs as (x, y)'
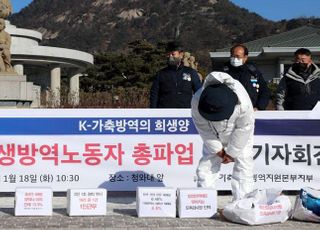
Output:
(246, 63), (259, 78)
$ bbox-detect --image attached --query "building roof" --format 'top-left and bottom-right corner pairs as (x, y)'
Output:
(216, 26), (320, 53)
(7, 21), (94, 72)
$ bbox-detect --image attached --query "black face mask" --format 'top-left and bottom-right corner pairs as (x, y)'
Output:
(167, 56), (181, 67)
(293, 63), (309, 73)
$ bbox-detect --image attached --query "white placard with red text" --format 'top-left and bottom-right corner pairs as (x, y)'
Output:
(136, 187), (176, 217)
(67, 189), (107, 216)
(15, 187), (52, 216)
(0, 109), (319, 192)
(178, 188), (217, 218)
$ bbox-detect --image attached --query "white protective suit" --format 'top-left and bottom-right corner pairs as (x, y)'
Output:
(191, 72), (255, 200)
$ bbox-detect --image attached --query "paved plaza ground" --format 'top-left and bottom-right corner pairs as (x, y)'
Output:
(0, 192), (319, 229)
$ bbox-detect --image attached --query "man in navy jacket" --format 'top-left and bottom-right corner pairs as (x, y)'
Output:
(222, 44), (270, 110)
(150, 42), (202, 108)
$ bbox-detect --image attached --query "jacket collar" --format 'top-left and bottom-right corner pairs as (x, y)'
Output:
(167, 62), (184, 71)
(286, 63), (320, 84)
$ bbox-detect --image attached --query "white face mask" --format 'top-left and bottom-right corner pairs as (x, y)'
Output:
(230, 57), (243, 67)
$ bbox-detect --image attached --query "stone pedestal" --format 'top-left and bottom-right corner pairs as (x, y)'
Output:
(0, 75), (40, 108)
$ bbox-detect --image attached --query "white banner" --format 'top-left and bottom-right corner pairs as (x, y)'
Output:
(0, 109), (319, 191)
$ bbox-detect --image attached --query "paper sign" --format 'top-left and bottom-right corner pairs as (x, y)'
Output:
(67, 189), (107, 216)
(15, 187), (52, 216)
(136, 187), (176, 217)
(178, 188), (217, 218)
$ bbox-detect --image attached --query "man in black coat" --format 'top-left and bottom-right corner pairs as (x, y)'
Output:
(276, 48), (320, 110)
(222, 44), (270, 110)
(150, 41), (202, 108)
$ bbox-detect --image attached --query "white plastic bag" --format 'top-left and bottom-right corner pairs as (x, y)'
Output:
(291, 187), (320, 222)
(222, 188), (292, 225)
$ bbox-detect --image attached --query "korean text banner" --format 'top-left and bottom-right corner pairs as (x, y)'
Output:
(0, 109), (319, 192)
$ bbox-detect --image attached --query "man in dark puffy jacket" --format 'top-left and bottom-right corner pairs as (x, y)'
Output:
(222, 44), (270, 110)
(276, 48), (320, 110)
(150, 41), (202, 108)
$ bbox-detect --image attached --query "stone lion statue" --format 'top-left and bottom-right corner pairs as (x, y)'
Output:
(0, 18), (13, 73)
(0, 0), (12, 19)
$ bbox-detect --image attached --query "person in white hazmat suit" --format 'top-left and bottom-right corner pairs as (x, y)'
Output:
(191, 71), (255, 201)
